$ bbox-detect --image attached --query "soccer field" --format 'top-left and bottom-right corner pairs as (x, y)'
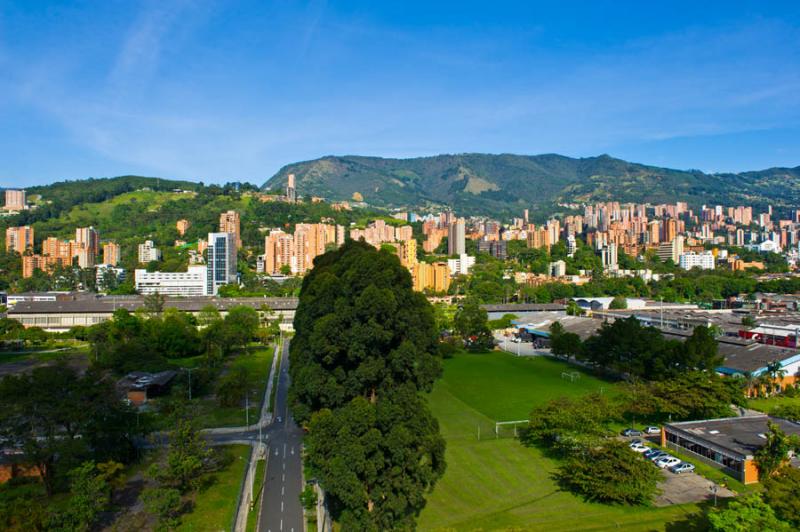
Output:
(418, 351), (703, 531)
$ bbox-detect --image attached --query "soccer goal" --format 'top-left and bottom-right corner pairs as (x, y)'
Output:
(561, 371), (581, 382)
(488, 419), (528, 439)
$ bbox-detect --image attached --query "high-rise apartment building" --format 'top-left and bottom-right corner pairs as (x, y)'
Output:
(263, 230), (295, 275)
(75, 226), (99, 258)
(286, 174), (297, 203)
(219, 211), (242, 249)
(448, 218), (466, 256)
(103, 242), (121, 266)
(207, 232), (237, 295)
(3, 189), (26, 211)
(138, 240), (162, 263)
(399, 239), (418, 268)
(412, 261), (450, 292)
(5, 226), (34, 254)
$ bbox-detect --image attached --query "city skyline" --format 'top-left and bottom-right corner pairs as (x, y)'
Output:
(2, 1), (800, 186)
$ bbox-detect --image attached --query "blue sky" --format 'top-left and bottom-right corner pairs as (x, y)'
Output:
(1, 1), (800, 186)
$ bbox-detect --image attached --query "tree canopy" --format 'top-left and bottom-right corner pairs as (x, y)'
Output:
(289, 240), (442, 422)
(290, 240), (445, 529)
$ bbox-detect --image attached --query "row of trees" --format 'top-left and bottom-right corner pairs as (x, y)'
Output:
(549, 317), (722, 380)
(290, 241), (446, 529)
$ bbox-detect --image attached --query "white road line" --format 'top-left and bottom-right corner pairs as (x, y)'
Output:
(282, 486), (285, 495)
(290, 447), (294, 455)
(280, 519), (283, 531)
(282, 473), (285, 482)
(281, 501), (284, 512)
(283, 444), (286, 458)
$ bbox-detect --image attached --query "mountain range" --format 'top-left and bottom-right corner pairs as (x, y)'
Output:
(263, 154), (800, 216)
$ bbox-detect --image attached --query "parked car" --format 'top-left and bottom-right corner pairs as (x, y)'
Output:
(670, 462), (695, 474)
(644, 426), (661, 434)
(629, 442), (649, 453)
(647, 450), (669, 461)
(621, 428), (643, 437)
(655, 456), (681, 469)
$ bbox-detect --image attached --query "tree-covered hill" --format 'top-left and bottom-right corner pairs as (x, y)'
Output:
(263, 153), (800, 216)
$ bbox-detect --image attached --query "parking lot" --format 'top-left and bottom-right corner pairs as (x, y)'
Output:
(620, 435), (737, 507)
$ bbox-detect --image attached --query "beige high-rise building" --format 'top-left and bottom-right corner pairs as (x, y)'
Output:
(75, 227), (99, 260)
(176, 219), (191, 236)
(5, 226), (34, 254)
(219, 210), (242, 249)
(399, 239), (418, 268)
(286, 174), (297, 203)
(264, 230), (295, 275)
(4, 189), (26, 211)
(103, 242), (121, 266)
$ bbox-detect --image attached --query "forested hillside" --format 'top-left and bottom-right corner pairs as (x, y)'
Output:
(264, 153), (800, 216)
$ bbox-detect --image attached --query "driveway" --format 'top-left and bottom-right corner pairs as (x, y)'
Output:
(654, 469), (735, 507)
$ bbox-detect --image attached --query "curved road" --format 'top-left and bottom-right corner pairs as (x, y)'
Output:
(256, 340), (304, 532)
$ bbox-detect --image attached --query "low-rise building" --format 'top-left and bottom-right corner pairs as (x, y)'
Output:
(8, 296), (298, 331)
(447, 254), (475, 276)
(679, 251), (715, 270)
(135, 265), (208, 296)
(662, 415), (800, 484)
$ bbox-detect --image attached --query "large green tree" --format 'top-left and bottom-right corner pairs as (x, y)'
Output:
(306, 387), (445, 530)
(291, 241), (445, 529)
(708, 495), (791, 531)
(554, 440), (660, 505)
(763, 466), (800, 527)
(289, 241), (441, 421)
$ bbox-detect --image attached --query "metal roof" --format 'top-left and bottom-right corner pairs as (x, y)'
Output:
(9, 296), (299, 314)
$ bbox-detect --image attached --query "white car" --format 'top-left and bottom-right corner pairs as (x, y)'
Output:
(655, 456), (681, 469)
(644, 426), (661, 434)
(629, 442), (649, 453)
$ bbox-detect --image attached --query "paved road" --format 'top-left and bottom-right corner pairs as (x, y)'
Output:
(257, 340), (305, 532)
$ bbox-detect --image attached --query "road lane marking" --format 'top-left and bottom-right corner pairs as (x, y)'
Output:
(281, 501), (284, 512)
(280, 519), (283, 530)
(290, 447), (294, 455)
(282, 473), (285, 482)
(282, 486), (284, 495)
(283, 444), (286, 458)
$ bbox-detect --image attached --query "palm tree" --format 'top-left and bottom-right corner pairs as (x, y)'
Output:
(766, 360), (788, 394)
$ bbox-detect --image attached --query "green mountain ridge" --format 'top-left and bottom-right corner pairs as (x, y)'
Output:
(263, 153), (800, 215)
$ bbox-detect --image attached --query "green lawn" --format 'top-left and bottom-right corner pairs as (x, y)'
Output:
(441, 351), (616, 421)
(246, 459), (267, 532)
(418, 351), (704, 531)
(194, 347), (273, 428)
(178, 444), (250, 531)
(747, 395), (800, 414)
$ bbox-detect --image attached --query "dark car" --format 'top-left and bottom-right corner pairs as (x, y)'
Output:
(621, 428), (643, 437)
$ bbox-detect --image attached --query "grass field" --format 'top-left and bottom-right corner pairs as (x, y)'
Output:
(194, 347), (273, 428)
(417, 351), (704, 531)
(747, 394), (800, 413)
(178, 444), (250, 531)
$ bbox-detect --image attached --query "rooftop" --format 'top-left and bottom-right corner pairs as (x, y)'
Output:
(9, 296), (299, 314)
(666, 415), (800, 459)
